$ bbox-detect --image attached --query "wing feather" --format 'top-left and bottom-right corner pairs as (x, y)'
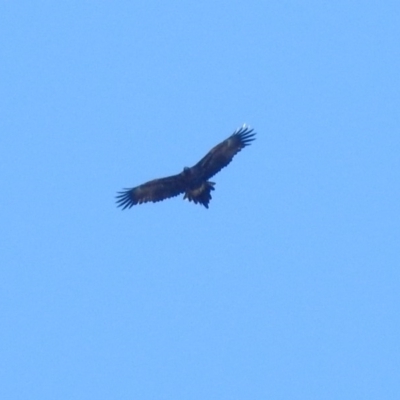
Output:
(193, 125), (256, 180)
(116, 174), (186, 209)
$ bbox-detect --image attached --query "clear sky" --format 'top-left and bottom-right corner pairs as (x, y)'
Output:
(1, 2), (399, 399)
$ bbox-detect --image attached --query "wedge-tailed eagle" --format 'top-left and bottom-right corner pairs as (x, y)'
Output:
(116, 125), (256, 209)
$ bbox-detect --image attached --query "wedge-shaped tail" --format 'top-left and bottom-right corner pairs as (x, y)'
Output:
(183, 181), (215, 209)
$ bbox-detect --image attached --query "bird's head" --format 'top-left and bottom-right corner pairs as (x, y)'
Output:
(182, 166), (192, 177)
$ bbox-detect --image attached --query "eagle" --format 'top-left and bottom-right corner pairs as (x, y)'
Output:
(116, 125), (256, 209)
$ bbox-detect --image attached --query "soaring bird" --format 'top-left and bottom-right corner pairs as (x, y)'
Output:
(116, 125), (256, 209)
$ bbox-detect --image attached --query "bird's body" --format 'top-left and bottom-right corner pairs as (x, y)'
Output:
(116, 125), (256, 209)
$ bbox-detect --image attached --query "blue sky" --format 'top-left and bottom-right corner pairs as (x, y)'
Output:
(1, 2), (399, 399)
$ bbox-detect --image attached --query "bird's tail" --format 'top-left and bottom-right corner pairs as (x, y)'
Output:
(184, 181), (215, 208)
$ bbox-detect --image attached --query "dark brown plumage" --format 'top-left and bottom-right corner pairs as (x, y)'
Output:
(116, 125), (256, 209)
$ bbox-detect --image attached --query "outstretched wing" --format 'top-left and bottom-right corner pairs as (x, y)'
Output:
(193, 125), (256, 180)
(116, 174), (186, 209)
